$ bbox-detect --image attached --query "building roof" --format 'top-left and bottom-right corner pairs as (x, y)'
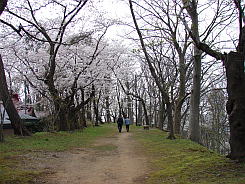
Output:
(19, 113), (38, 120)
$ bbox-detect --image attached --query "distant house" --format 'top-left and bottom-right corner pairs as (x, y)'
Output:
(0, 94), (39, 130)
(0, 100), (11, 129)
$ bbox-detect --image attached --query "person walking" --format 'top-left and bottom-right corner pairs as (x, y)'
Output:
(117, 116), (124, 133)
(124, 117), (131, 132)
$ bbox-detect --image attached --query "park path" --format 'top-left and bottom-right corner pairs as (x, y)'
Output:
(41, 131), (149, 184)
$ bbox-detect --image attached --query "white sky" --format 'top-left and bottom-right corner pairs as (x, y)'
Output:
(102, 0), (130, 19)
(100, 0), (133, 44)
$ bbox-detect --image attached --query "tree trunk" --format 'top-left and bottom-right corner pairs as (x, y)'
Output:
(149, 93), (152, 125)
(137, 100), (143, 125)
(141, 100), (149, 126)
(56, 104), (69, 131)
(225, 52), (245, 160)
(127, 96), (133, 123)
(165, 100), (175, 139)
(135, 99), (138, 126)
(0, 0), (7, 15)
(189, 53), (202, 143)
(105, 96), (111, 123)
(134, 75), (138, 126)
(86, 101), (92, 122)
(80, 88), (87, 127)
(158, 97), (165, 130)
(93, 97), (99, 126)
(68, 106), (77, 131)
(91, 85), (100, 126)
(78, 90), (89, 128)
(174, 103), (182, 134)
(81, 105), (87, 127)
(184, 0), (202, 143)
(174, 54), (186, 134)
(153, 97), (158, 128)
(0, 107), (4, 141)
(0, 55), (31, 136)
(0, 0), (8, 141)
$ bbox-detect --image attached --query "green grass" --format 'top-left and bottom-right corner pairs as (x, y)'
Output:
(0, 124), (115, 184)
(133, 128), (245, 184)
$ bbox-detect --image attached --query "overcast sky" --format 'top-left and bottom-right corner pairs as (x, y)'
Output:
(101, 0), (132, 44)
(102, 0), (130, 19)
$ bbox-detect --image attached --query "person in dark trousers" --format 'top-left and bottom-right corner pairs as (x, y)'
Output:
(117, 116), (124, 133)
(124, 117), (131, 132)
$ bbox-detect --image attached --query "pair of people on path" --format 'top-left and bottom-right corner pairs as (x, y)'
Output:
(117, 116), (131, 133)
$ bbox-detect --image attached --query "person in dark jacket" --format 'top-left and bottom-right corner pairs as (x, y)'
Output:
(117, 116), (124, 133)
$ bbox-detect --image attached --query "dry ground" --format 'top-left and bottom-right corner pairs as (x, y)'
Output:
(29, 131), (149, 184)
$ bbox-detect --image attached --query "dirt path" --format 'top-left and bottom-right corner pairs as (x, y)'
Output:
(39, 131), (148, 184)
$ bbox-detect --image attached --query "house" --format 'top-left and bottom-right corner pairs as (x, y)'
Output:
(0, 95), (39, 131)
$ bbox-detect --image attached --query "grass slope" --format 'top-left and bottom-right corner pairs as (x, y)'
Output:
(133, 127), (245, 184)
(0, 124), (114, 184)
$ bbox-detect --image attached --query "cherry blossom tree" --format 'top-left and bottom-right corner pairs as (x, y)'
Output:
(0, 0), (125, 131)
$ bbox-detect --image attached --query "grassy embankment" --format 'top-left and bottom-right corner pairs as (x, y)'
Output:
(132, 126), (245, 184)
(0, 124), (115, 184)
